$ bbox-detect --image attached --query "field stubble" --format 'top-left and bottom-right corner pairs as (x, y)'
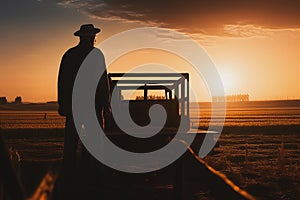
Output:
(204, 133), (300, 200)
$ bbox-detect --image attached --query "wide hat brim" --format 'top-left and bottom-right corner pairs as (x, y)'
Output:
(74, 27), (101, 36)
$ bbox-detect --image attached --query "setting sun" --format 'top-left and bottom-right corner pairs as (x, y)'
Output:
(218, 69), (238, 94)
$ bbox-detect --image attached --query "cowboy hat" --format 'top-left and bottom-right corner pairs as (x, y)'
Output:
(74, 24), (101, 36)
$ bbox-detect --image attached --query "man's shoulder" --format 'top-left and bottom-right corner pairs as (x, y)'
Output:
(62, 46), (104, 61)
(60, 47), (73, 60)
(92, 47), (104, 56)
(64, 46), (80, 55)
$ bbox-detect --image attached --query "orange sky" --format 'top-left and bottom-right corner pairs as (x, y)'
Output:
(1, 1), (299, 102)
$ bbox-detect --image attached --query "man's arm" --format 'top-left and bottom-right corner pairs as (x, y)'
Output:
(57, 53), (67, 116)
(95, 51), (111, 116)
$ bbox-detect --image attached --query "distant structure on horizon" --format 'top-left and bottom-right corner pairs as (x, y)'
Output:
(213, 94), (249, 102)
(0, 97), (7, 104)
(46, 101), (58, 104)
(14, 96), (22, 104)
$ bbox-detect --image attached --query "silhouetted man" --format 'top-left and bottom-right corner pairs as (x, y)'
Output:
(57, 24), (110, 176)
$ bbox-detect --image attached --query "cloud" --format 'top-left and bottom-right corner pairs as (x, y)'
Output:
(57, 0), (300, 36)
(223, 24), (273, 38)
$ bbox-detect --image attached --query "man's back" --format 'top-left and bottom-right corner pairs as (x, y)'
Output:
(58, 43), (94, 116)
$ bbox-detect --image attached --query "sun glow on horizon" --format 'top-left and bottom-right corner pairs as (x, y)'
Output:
(1, 3), (300, 102)
(218, 69), (239, 95)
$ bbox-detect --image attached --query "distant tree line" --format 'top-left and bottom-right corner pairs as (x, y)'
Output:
(136, 95), (166, 100)
(212, 94), (249, 102)
(0, 96), (22, 104)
